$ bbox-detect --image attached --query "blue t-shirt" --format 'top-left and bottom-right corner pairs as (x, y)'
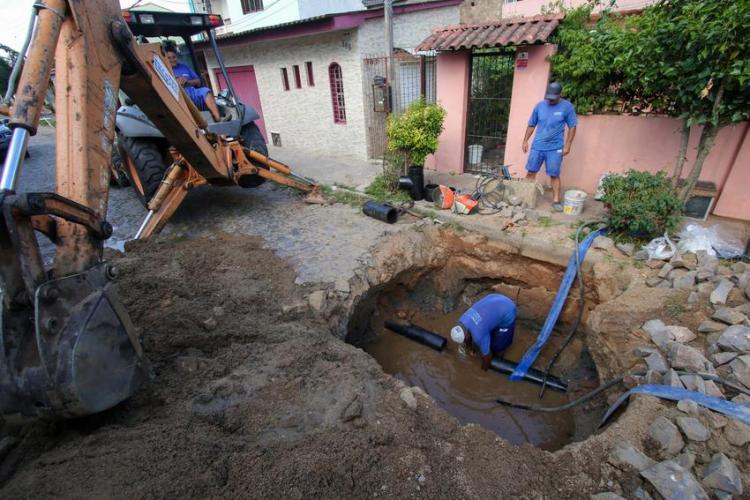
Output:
(172, 63), (199, 83)
(528, 99), (577, 151)
(458, 294), (517, 356)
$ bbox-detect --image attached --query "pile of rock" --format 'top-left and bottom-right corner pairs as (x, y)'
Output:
(645, 253), (749, 304)
(600, 412), (745, 499)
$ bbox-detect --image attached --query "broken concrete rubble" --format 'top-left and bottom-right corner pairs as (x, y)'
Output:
(640, 460), (708, 500)
(643, 319), (674, 349)
(711, 280), (734, 305)
(717, 325), (750, 352)
(667, 342), (713, 373)
(701, 453), (743, 495)
(675, 416), (711, 442)
(648, 416), (684, 456)
(607, 443), (655, 472)
(712, 307), (748, 326)
(666, 325), (696, 343)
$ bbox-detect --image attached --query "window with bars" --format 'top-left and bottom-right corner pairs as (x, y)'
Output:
(293, 65), (302, 89)
(241, 0), (264, 15)
(281, 67), (290, 91)
(305, 61), (314, 86)
(329, 63), (346, 124)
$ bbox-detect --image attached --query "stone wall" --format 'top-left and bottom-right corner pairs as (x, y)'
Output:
(459, 0), (502, 24)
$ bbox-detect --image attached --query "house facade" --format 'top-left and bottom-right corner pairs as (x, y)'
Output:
(418, 2), (750, 221)
(199, 0), (462, 160)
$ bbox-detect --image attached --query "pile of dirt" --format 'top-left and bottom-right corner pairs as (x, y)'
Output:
(0, 232), (650, 498)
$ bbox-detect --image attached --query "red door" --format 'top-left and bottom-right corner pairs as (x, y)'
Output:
(214, 65), (267, 141)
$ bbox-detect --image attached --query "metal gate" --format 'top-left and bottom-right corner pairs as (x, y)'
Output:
(362, 52), (437, 159)
(465, 49), (515, 174)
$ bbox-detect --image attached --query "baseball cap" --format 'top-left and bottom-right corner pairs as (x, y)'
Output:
(450, 325), (465, 344)
(545, 82), (562, 100)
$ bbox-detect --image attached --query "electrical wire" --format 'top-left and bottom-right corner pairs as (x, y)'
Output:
(472, 169), (507, 215)
(537, 220), (606, 398)
(497, 370), (750, 413)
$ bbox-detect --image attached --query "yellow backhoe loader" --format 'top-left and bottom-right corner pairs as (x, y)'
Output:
(0, 0), (321, 421)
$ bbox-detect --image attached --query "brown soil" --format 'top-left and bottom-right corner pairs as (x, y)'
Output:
(0, 232), (663, 498)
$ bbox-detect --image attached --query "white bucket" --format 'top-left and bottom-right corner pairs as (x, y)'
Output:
(563, 189), (587, 215)
(467, 144), (483, 165)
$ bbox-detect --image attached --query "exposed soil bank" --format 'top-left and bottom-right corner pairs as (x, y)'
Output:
(0, 228), (690, 498)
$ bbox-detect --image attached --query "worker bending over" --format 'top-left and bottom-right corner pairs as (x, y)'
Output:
(451, 293), (517, 371)
(164, 47), (224, 123)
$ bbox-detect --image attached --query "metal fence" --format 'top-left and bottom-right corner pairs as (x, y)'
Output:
(362, 51), (437, 159)
(464, 48), (516, 174)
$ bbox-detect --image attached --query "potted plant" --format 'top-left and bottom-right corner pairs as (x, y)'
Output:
(385, 99), (446, 199)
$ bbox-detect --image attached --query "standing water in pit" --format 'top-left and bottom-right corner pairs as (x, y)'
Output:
(364, 305), (601, 451)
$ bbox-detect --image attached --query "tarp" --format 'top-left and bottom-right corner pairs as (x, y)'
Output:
(602, 384), (750, 427)
(510, 227), (607, 381)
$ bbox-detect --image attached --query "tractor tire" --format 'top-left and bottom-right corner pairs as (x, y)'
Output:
(117, 134), (168, 206)
(237, 122), (269, 188)
(109, 145), (131, 188)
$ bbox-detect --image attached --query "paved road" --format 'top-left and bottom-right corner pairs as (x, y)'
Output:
(16, 127), (406, 286)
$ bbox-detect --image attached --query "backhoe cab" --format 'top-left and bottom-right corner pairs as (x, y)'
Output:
(115, 10), (270, 206)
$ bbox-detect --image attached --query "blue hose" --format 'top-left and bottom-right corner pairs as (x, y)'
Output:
(601, 384), (750, 426)
(510, 227), (607, 381)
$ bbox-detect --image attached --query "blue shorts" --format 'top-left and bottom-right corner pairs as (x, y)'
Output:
(184, 86), (211, 110)
(526, 148), (563, 177)
(490, 324), (515, 353)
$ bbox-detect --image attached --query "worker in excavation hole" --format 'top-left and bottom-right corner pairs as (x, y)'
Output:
(450, 293), (517, 371)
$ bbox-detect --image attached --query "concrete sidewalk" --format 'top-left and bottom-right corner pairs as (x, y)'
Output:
(268, 144), (381, 190)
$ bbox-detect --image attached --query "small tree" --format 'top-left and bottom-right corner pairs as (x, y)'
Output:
(551, 0), (750, 202)
(386, 99), (446, 172)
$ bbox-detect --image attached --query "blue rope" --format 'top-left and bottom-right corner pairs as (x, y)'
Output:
(510, 227), (607, 381)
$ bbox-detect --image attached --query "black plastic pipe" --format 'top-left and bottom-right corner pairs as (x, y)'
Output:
(407, 166), (425, 201)
(385, 321), (447, 351)
(363, 201), (398, 223)
(490, 358), (568, 392)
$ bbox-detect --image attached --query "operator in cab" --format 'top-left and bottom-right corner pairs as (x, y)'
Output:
(164, 46), (224, 123)
(450, 293), (517, 371)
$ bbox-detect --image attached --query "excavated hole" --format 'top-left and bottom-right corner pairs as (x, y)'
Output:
(346, 251), (607, 451)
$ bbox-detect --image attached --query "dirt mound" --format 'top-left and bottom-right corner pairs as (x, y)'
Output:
(0, 232), (640, 498)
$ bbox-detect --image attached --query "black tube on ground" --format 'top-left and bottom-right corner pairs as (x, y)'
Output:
(363, 201), (398, 223)
(490, 358), (568, 392)
(423, 184), (439, 202)
(384, 321), (447, 351)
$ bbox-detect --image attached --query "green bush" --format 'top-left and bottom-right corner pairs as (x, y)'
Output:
(386, 99), (446, 168)
(601, 170), (683, 237)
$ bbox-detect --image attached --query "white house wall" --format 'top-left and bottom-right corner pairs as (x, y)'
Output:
(206, 30), (368, 159)
(298, 0), (364, 18)
(213, 0), (301, 34)
(358, 5), (460, 54)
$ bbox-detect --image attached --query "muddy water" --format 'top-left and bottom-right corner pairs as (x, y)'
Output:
(366, 308), (589, 451)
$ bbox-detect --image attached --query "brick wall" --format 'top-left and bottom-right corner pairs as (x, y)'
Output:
(206, 31), (368, 160)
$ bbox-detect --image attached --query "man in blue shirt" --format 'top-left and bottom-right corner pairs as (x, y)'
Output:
(522, 82), (578, 212)
(450, 293), (517, 371)
(164, 47), (223, 122)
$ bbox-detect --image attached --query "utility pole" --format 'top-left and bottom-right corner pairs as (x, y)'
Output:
(384, 0), (395, 112)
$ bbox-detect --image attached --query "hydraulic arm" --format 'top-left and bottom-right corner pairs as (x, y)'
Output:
(0, 0), (319, 420)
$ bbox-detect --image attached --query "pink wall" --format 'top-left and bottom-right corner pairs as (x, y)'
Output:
(430, 51), (470, 173)
(714, 125), (750, 220)
(502, 0), (654, 18)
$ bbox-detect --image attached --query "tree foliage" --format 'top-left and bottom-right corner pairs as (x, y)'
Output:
(386, 98), (446, 168)
(601, 170), (683, 237)
(551, 0), (750, 201)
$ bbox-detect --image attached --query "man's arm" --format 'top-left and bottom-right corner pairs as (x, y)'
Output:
(563, 127), (576, 156)
(481, 353), (492, 371)
(522, 126), (535, 153)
